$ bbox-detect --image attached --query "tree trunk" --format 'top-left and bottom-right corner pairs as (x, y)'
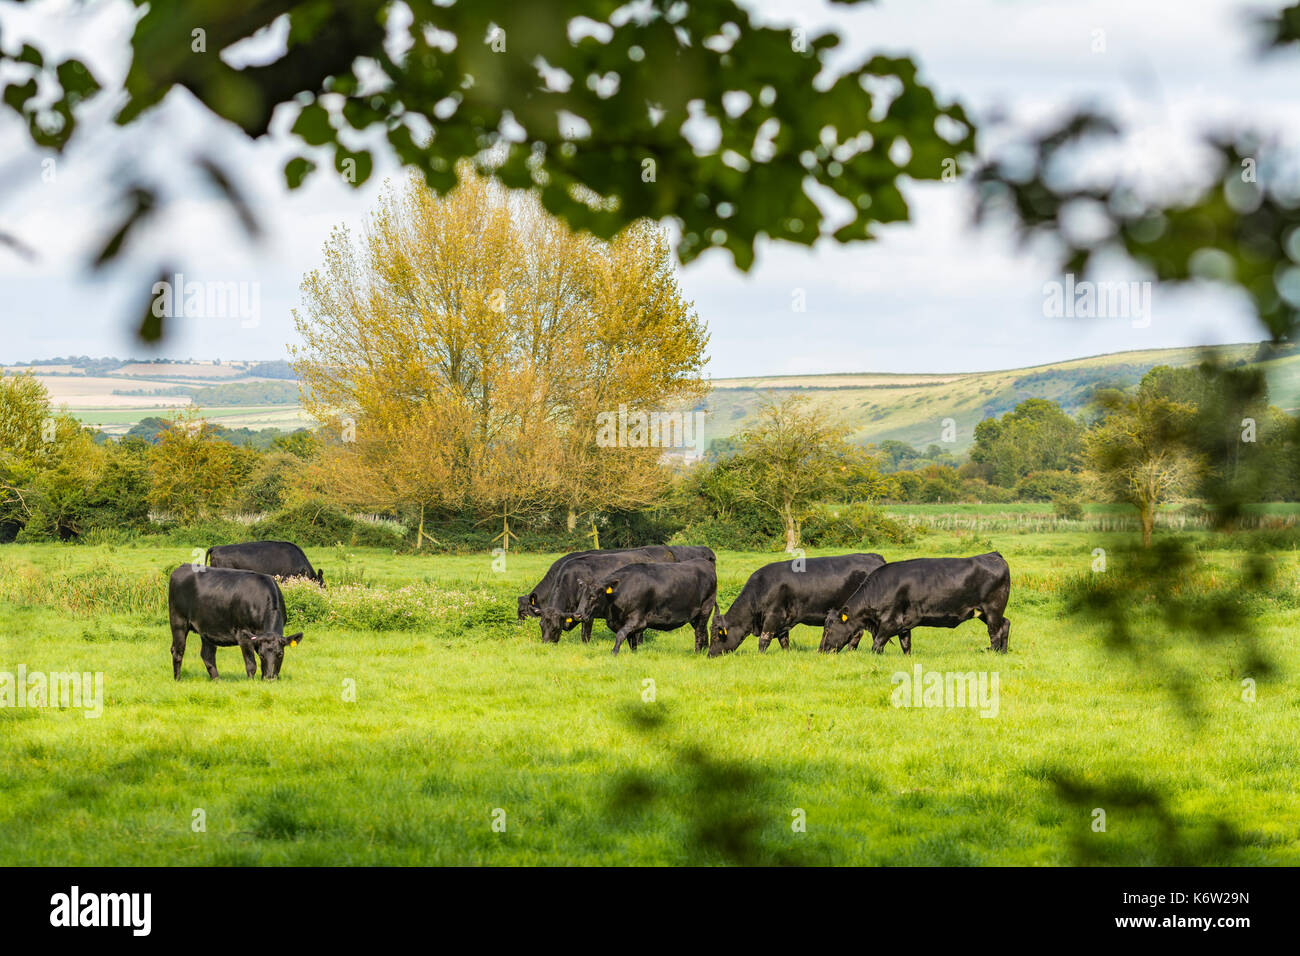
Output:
(416, 501), (425, 549)
(1139, 501), (1154, 548)
(782, 501), (799, 552)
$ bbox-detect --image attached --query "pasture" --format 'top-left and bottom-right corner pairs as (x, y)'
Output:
(0, 527), (1297, 865)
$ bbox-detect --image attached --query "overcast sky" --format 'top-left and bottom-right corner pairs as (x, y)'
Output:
(1, 0), (1298, 376)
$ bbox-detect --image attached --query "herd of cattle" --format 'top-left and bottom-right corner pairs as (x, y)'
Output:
(167, 540), (1011, 680)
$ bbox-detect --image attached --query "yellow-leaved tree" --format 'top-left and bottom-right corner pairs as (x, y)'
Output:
(291, 166), (709, 546)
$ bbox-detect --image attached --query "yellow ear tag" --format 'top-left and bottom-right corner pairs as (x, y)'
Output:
(565, 617), (572, 624)
(605, 586), (613, 594)
(721, 628), (727, 637)
(290, 640), (298, 647)
(840, 614), (848, 623)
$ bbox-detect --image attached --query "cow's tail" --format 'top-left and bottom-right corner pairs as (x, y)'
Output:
(203, 547), (213, 566)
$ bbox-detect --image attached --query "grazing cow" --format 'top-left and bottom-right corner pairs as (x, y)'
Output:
(536, 546), (680, 643)
(517, 548), (606, 620)
(708, 553), (886, 656)
(518, 545), (715, 619)
(819, 552), (1011, 654)
(168, 565), (304, 680)
(574, 559), (717, 655)
(207, 540), (324, 586)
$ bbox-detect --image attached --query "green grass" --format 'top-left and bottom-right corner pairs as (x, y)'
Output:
(0, 534), (1297, 865)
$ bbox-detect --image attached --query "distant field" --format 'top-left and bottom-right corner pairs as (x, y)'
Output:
(70, 404), (311, 435)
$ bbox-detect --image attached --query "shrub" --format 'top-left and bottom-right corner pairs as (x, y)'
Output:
(1015, 470), (1083, 502)
(801, 503), (916, 548)
(1052, 496), (1085, 520)
(280, 578), (495, 630)
(253, 502), (405, 548)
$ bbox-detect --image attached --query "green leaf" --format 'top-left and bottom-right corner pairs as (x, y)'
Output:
(284, 157), (317, 189)
(292, 103), (335, 147)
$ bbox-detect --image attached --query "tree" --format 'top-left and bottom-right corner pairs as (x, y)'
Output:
(1083, 374), (1202, 547)
(0, 373), (93, 538)
(970, 399), (1083, 487)
(730, 394), (876, 550)
(147, 411), (239, 524)
(291, 166), (708, 543)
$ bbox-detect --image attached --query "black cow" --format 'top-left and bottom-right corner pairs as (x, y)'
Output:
(536, 546), (680, 643)
(708, 553), (886, 656)
(819, 552), (1011, 654)
(667, 545), (716, 564)
(518, 545), (716, 620)
(517, 548), (605, 620)
(207, 540), (324, 586)
(168, 565), (304, 680)
(574, 559), (717, 655)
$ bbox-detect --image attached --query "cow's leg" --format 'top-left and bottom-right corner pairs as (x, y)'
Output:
(846, 629), (865, 651)
(776, 629), (791, 650)
(611, 624), (636, 656)
(199, 638), (221, 680)
(170, 618), (189, 680)
(756, 632), (774, 652)
(581, 618), (593, 644)
(871, 627), (891, 654)
(626, 629), (645, 652)
(692, 615), (709, 653)
(899, 629), (912, 655)
(239, 640), (258, 678)
(986, 613), (1010, 653)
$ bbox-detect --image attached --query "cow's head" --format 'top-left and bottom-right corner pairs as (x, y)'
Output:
(249, 632), (304, 680)
(819, 606), (863, 653)
(518, 592), (540, 621)
(707, 612), (745, 656)
(538, 606), (580, 644)
(574, 578), (614, 622)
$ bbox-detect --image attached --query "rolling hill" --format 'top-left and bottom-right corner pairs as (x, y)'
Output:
(9, 345), (1300, 448)
(704, 343), (1300, 453)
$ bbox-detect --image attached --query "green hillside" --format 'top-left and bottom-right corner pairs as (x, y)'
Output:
(705, 343), (1300, 452)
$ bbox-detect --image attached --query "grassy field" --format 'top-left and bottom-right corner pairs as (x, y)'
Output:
(1, 530), (1297, 865)
(69, 404), (311, 435)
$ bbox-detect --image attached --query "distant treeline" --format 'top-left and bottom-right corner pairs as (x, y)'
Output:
(112, 381), (300, 405)
(9, 356), (298, 381)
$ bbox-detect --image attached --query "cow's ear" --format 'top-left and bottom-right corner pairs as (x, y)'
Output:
(838, 608), (850, 623)
(603, 579), (618, 595)
(283, 632), (304, 648)
(529, 594), (537, 606)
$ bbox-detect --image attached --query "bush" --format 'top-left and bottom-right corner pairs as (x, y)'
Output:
(1052, 496), (1084, 520)
(280, 578), (495, 630)
(253, 502), (405, 548)
(801, 503), (916, 548)
(1014, 470), (1083, 502)
(668, 518), (779, 551)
